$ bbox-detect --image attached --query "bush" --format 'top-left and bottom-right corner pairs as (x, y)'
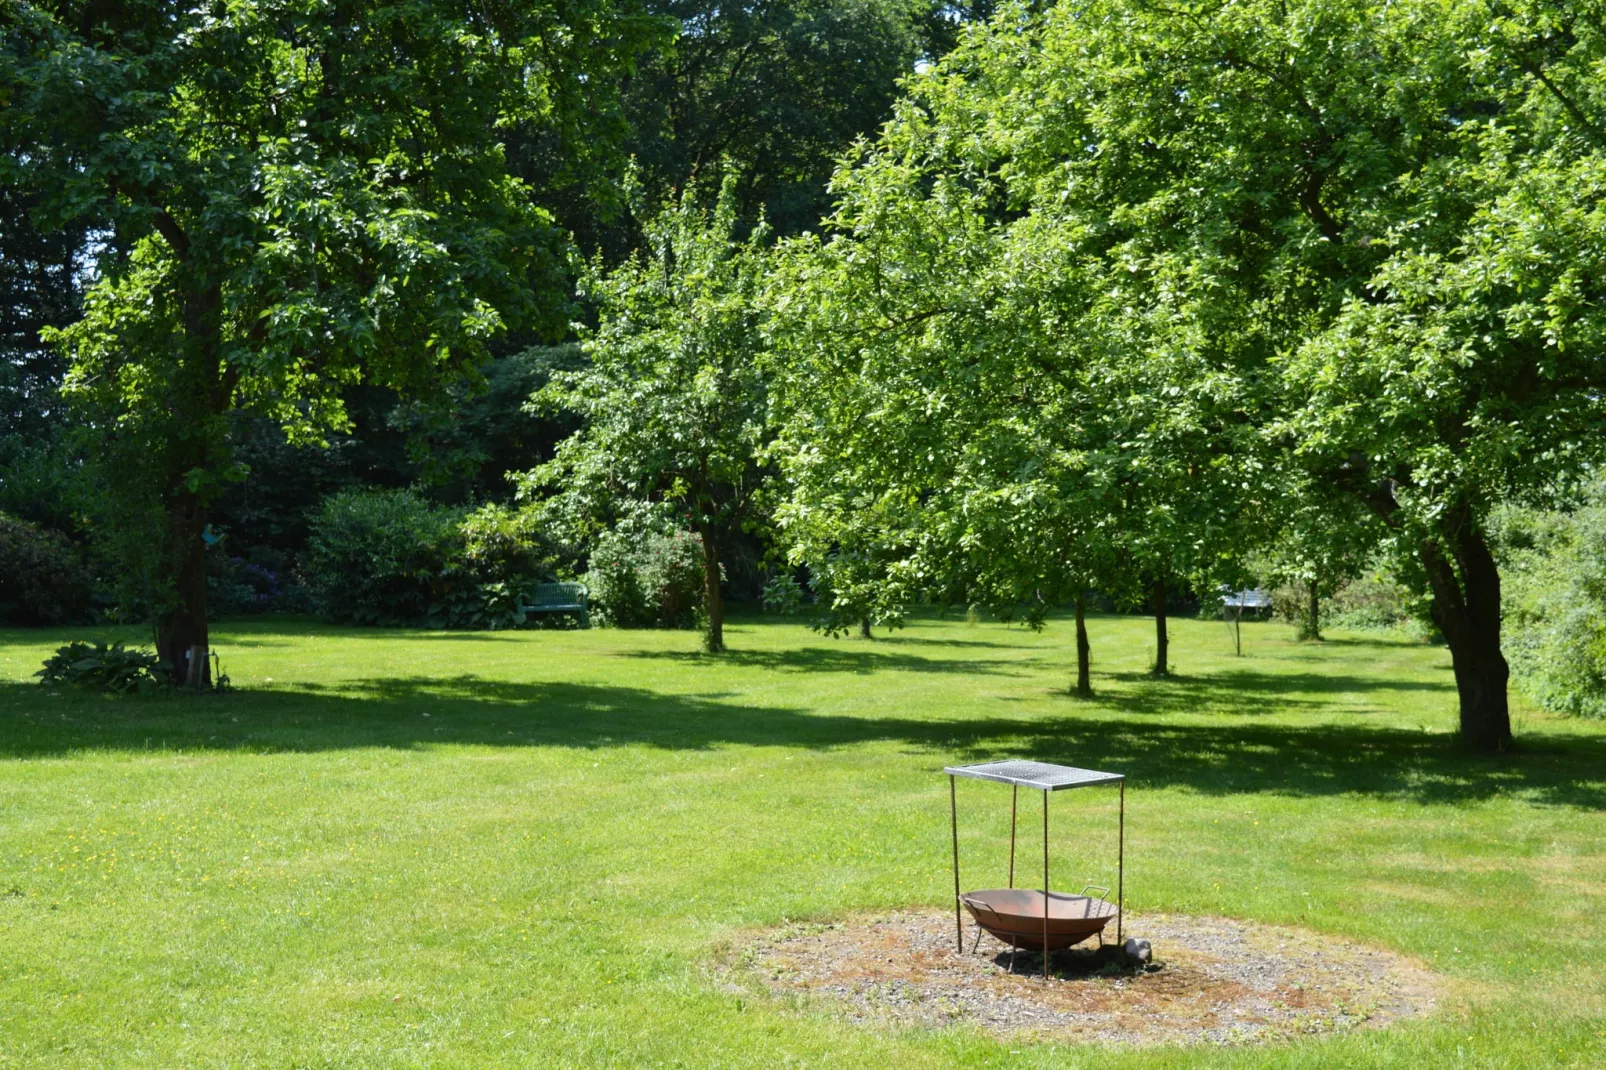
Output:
(457, 503), (554, 584)
(1494, 493), (1606, 717)
(303, 491), (561, 628)
(302, 489), (465, 625)
(36, 641), (166, 693)
(762, 573), (805, 615)
(0, 512), (93, 625)
(426, 580), (542, 630)
(1324, 572), (1426, 632)
(206, 541), (313, 617)
(586, 526), (705, 628)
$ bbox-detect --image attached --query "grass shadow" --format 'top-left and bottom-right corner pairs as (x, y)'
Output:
(2, 677), (1600, 809)
(615, 647), (1028, 676)
(1088, 668), (1455, 717)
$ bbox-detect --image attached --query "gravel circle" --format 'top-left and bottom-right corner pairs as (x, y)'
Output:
(720, 910), (1440, 1045)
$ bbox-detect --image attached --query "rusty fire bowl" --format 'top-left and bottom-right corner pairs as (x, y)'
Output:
(959, 888), (1118, 952)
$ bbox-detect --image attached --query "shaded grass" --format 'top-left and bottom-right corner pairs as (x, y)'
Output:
(0, 611), (1603, 1067)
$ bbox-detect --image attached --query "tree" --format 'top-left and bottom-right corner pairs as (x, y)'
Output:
(1, 0), (649, 682)
(781, 0), (1606, 750)
(1259, 477), (1381, 642)
(541, 0), (953, 258)
(530, 175), (771, 652)
(763, 13), (1263, 691)
(0, 186), (89, 534)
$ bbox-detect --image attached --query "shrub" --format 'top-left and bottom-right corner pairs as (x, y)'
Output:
(426, 580), (540, 630)
(762, 574), (805, 615)
(206, 540), (313, 617)
(0, 512), (93, 625)
(36, 641), (166, 693)
(303, 491), (562, 628)
(1325, 572), (1426, 632)
(457, 503), (553, 584)
(1494, 493), (1606, 717)
(586, 526), (705, 628)
(303, 489), (465, 625)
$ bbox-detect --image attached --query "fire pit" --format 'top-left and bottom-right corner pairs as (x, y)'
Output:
(945, 760), (1126, 977)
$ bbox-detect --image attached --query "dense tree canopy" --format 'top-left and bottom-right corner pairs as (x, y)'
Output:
(766, 0), (1606, 748)
(1, 0), (652, 679)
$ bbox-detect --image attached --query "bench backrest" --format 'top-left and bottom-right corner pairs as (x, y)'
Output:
(531, 582), (587, 605)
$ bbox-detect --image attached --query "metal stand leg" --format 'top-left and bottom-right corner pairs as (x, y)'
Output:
(950, 774), (962, 954)
(1117, 780), (1125, 948)
(1042, 789), (1050, 980)
(1008, 785), (1017, 888)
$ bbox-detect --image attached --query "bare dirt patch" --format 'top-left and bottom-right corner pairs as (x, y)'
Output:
(720, 910), (1439, 1045)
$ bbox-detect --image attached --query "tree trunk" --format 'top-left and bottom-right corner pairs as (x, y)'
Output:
(1307, 579), (1322, 641)
(155, 490), (210, 687)
(153, 271), (226, 687)
(699, 524), (725, 653)
(1074, 592), (1091, 697)
(859, 616), (872, 639)
(1419, 509), (1512, 752)
(1152, 575), (1169, 676)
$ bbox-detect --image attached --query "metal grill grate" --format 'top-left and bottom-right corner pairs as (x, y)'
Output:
(944, 759), (1124, 791)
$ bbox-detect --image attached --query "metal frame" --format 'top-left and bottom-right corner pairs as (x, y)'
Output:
(945, 760), (1126, 980)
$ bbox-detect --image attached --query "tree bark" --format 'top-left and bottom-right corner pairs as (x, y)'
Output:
(699, 524), (725, 653)
(859, 615), (872, 639)
(155, 491), (210, 687)
(1419, 509), (1512, 752)
(1152, 575), (1169, 676)
(153, 272), (225, 687)
(1074, 592), (1091, 697)
(1307, 579), (1322, 641)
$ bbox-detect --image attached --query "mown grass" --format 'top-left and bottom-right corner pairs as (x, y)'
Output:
(1, 611), (1603, 1068)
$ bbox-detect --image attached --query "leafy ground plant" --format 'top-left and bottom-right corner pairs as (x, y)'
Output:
(34, 641), (166, 693)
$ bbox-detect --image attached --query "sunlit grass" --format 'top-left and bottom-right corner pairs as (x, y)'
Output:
(1, 611), (1603, 1067)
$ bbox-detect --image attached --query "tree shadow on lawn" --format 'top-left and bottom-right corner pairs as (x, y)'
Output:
(616, 646), (1029, 676)
(1, 678), (1600, 809)
(1089, 670), (1454, 718)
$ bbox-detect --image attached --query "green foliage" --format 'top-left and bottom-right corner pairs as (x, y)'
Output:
(530, 173), (772, 649)
(1495, 490), (1606, 718)
(426, 581), (536, 632)
(760, 574), (806, 616)
(458, 503), (559, 586)
(610, 0), (933, 241)
(303, 489), (466, 627)
(585, 526), (705, 629)
(303, 491), (559, 628)
(1327, 574), (1429, 636)
(804, 549), (908, 638)
(766, 0), (1606, 745)
(0, 0), (655, 658)
(0, 511), (92, 626)
(35, 641), (166, 694)
(387, 345), (589, 502)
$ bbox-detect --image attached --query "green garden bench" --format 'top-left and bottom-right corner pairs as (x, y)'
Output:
(526, 582), (589, 628)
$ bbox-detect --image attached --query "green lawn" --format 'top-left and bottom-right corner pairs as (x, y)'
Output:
(1, 612), (1603, 1067)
